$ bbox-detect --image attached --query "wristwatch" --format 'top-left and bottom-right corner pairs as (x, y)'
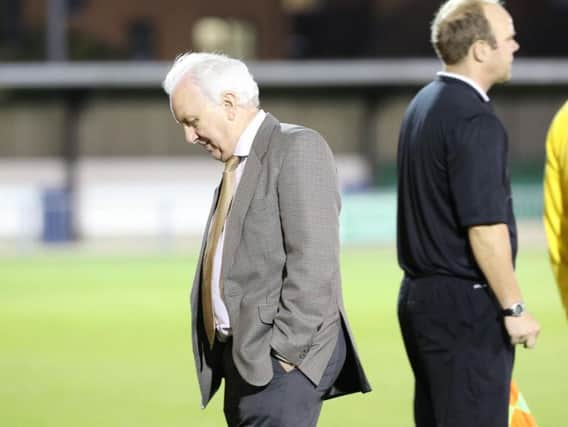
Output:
(502, 302), (525, 317)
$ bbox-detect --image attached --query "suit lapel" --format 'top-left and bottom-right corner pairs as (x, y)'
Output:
(221, 114), (279, 277)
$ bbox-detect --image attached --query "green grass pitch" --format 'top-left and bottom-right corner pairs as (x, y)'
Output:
(1, 247), (565, 426)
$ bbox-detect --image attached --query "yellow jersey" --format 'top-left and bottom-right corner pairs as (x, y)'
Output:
(544, 101), (568, 319)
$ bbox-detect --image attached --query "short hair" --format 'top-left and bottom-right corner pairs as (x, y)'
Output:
(162, 52), (259, 108)
(431, 0), (502, 65)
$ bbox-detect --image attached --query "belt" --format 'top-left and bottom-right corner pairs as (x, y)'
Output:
(405, 274), (488, 289)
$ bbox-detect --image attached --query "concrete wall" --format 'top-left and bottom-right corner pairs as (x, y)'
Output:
(0, 100), (66, 156)
(0, 87), (560, 246)
(2, 89), (567, 162)
(0, 155), (368, 243)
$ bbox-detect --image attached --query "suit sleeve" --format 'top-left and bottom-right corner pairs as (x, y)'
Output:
(544, 102), (568, 319)
(270, 129), (341, 366)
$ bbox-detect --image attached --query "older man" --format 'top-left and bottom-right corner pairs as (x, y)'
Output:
(162, 52), (370, 427)
(396, 1), (540, 426)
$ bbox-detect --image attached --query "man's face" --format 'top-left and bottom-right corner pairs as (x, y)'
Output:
(484, 4), (520, 84)
(170, 79), (236, 162)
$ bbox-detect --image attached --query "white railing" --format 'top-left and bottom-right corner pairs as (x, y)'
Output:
(1, 59), (568, 89)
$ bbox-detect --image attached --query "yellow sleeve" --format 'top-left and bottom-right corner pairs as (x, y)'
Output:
(544, 101), (568, 319)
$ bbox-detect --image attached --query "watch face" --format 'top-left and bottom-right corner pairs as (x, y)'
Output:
(502, 303), (525, 317)
(512, 303), (525, 316)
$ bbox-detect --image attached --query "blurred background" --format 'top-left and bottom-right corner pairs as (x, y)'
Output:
(1, 0), (567, 247)
(1, 1), (567, 426)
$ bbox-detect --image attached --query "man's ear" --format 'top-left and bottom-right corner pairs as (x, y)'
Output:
(472, 40), (490, 63)
(221, 92), (238, 120)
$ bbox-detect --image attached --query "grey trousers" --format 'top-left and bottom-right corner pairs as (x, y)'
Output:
(221, 330), (347, 427)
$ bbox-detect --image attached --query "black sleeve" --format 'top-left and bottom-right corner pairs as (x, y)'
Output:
(448, 113), (509, 228)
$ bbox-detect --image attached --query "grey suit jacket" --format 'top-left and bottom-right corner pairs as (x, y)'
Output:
(190, 114), (371, 407)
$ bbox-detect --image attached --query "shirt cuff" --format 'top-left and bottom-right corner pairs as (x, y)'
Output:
(270, 348), (295, 366)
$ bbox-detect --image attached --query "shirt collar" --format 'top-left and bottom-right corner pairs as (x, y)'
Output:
(436, 71), (490, 102)
(233, 109), (266, 158)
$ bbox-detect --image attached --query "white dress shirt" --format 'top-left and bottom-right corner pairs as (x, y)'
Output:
(211, 109), (267, 335)
(437, 71), (490, 102)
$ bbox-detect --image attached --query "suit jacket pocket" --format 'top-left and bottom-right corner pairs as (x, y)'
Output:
(258, 303), (279, 325)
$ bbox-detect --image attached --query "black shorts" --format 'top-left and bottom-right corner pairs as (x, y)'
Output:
(398, 275), (514, 427)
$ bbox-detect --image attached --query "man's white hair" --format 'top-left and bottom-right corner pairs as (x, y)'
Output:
(162, 52), (259, 108)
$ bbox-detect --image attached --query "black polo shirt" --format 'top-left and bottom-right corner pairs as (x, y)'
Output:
(396, 75), (517, 280)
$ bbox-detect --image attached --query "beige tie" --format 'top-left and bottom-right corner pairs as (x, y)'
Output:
(202, 155), (240, 349)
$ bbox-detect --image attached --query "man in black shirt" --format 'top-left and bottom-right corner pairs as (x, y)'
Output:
(396, 1), (540, 426)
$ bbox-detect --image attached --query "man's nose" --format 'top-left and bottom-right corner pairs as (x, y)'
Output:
(184, 125), (199, 144)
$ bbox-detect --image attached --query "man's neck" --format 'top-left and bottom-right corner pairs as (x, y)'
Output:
(235, 108), (260, 137)
(444, 64), (492, 94)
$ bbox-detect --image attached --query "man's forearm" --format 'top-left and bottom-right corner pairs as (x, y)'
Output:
(469, 224), (541, 347)
(468, 223), (522, 308)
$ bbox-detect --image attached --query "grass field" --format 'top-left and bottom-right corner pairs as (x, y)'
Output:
(1, 247), (566, 427)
